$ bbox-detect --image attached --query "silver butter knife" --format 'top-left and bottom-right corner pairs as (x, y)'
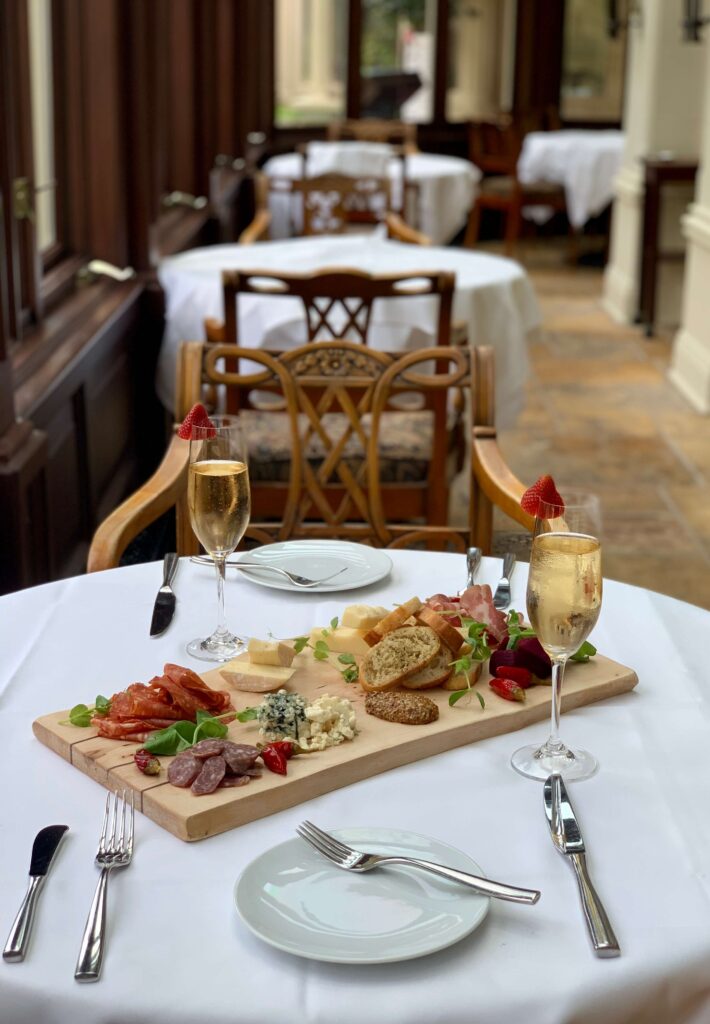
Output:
(150, 553), (179, 637)
(3, 825), (69, 962)
(492, 551), (516, 610)
(544, 774), (620, 958)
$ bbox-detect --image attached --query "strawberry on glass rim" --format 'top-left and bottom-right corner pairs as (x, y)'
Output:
(178, 403), (215, 440)
(520, 475), (564, 518)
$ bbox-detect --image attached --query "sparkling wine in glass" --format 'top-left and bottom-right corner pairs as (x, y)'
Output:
(186, 415), (251, 662)
(511, 492), (602, 782)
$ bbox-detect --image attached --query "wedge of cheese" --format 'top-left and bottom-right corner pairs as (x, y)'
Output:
(341, 604), (390, 630)
(220, 662), (295, 693)
(308, 625), (370, 656)
(248, 638), (296, 667)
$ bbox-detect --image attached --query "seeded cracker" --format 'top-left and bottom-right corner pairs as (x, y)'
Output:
(365, 691), (439, 725)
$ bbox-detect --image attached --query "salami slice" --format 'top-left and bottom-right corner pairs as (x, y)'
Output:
(191, 755), (227, 795)
(241, 766), (262, 778)
(222, 742), (260, 773)
(191, 739), (225, 759)
(167, 753), (202, 788)
(220, 774), (251, 787)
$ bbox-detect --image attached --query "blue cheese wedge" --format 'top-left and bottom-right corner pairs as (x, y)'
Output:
(248, 638), (296, 667)
(256, 689), (309, 742)
(254, 690), (357, 750)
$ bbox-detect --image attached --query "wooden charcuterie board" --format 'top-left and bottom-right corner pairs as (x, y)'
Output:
(33, 652), (637, 842)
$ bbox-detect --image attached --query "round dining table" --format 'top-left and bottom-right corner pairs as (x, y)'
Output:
(2, 551), (710, 1024)
(156, 236), (540, 427)
(262, 145), (481, 245)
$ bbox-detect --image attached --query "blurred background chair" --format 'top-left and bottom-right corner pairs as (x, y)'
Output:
(87, 342), (533, 571)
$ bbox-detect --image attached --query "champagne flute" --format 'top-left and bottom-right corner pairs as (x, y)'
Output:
(186, 415), (251, 662)
(511, 492), (602, 782)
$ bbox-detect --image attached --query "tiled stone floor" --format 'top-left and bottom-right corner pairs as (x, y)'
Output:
(494, 250), (710, 610)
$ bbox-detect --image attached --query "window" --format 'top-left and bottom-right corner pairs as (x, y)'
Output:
(28, 0), (56, 254)
(560, 0), (625, 122)
(446, 0), (517, 122)
(360, 0), (436, 122)
(274, 0), (348, 127)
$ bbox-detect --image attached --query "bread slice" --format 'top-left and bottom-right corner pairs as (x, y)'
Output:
(402, 647), (453, 690)
(359, 625), (440, 693)
(442, 660), (483, 691)
(363, 597), (422, 647)
(415, 606), (465, 655)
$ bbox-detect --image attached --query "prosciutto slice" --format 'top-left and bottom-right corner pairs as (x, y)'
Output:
(424, 585), (508, 645)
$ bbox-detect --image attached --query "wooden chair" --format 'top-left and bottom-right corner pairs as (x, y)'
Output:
(464, 118), (571, 256)
(240, 172), (429, 246)
(87, 342), (533, 572)
(203, 268), (462, 524)
(327, 118), (418, 154)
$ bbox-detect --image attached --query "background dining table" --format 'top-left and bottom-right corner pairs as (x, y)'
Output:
(156, 236), (540, 426)
(262, 144), (481, 245)
(2, 551), (710, 1024)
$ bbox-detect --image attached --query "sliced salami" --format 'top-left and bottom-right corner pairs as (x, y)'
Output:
(240, 766), (263, 778)
(220, 774), (251, 787)
(191, 755), (227, 795)
(167, 753), (202, 788)
(222, 742), (260, 773)
(191, 739), (225, 759)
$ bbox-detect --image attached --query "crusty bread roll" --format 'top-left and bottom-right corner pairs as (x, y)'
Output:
(359, 625), (439, 693)
(415, 606), (465, 655)
(362, 597), (422, 647)
(402, 648), (453, 690)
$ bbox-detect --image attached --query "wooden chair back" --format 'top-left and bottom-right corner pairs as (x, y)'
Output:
(287, 173), (392, 235)
(468, 118), (523, 177)
(327, 118), (418, 153)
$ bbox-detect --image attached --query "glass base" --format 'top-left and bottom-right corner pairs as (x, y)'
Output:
(186, 632), (246, 663)
(511, 741), (598, 782)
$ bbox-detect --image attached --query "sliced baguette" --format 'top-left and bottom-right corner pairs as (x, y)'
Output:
(359, 625), (440, 693)
(415, 606), (465, 655)
(363, 597), (422, 647)
(402, 647), (454, 690)
(442, 661), (483, 690)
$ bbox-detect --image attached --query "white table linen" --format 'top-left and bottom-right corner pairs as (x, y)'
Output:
(263, 146), (481, 244)
(517, 130), (625, 229)
(2, 553), (710, 1024)
(156, 236), (539, 426)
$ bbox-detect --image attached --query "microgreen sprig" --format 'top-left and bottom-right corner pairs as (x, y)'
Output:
(505, 610), (536, 649)
(61, 695), (112, 728)
(448, 618), (490, 709)
(292, 617), (359, 684)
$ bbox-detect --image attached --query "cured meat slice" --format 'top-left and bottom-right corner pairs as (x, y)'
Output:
(191, 755), (227, 795)
(240, 766), (262, 778)
(222, 742), (260, 774)
(93, 716), (181, 739)
(167, 753), (202, 788)
(191, 739), (225, 759)
(220, 774), (251, 787)
(458, 585), (508, 644)
(163, 664), (233, 714)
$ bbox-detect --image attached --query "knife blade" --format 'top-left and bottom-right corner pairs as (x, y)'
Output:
(543, 774), (620, 958)
(150, 552), (179, 637)
(3, 825), (69, 962)
(492, 551), (516, 609)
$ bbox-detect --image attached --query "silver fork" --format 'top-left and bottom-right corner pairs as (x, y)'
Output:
(75, 791), (135, 983)
(190, 555), (347, 588)
(296, 821), (540, 905)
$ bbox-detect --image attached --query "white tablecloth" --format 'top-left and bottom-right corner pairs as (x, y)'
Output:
(156, 236), (539, 426)
(263, 146), (481, 245)
(517, 130), (625, 229)
(2, 553), (710, 1024)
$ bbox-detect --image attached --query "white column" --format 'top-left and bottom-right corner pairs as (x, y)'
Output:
(602, 1), (706, 324)
(670, 43), (710, 412)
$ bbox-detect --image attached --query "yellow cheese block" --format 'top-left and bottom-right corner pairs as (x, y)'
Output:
(220, 661), (295, 693)
(247, 638), (296, 667)
(341, 604), (390, 630)
(308, 625), (370, 656)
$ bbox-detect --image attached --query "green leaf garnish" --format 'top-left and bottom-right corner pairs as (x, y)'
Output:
(570, 641), (597, 663)
(342, 667), (359, 684)
(94, 695), (111, 716)
(505, 609), (536, 649)
(236, 707), (259, 723)
(67, 703), (92, 727)
(338, 652), (356, 665)
(293, 636), (309, 653)
(330, 616), (339, 630)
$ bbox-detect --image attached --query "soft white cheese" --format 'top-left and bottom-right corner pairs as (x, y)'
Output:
(299, 694), (358, 751)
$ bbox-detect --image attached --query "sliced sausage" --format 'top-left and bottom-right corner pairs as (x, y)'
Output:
(221, 774), (251, 787)
(167, 753), (202, 788)
(191, 755), (227, 795)
(191, 739), (225, 759)
(222, 741), (260, 773)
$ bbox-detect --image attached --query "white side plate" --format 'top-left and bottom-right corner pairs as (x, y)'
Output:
(236, 540), (392, 593)
(235, 827), (490, 964)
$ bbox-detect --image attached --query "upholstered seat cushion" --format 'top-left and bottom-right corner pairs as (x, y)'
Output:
(242, 409), (439, 483)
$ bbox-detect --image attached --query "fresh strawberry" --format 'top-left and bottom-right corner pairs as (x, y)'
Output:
(177, 403), (215, 440)
(520, 475), (564, 518)
(495, 665), (533, 688)
(489, 677), (526, 702)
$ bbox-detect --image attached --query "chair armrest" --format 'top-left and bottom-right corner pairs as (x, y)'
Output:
(450, 320), (468, 346)
(385, 212), (431, 246)
(87, 435), (190, 572)
(204, 318), (225, 344)
(471, 427), (534, 532)
(238, 209), (271, 244)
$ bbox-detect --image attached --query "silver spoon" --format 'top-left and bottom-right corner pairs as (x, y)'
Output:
(190, 555), (347, 588)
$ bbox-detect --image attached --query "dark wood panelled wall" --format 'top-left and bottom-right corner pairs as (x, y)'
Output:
(0, 0), (273, 594)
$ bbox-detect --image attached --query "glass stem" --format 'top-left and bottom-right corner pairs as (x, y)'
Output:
(543, 657), (566, 755)
(213, 555), (229, 640)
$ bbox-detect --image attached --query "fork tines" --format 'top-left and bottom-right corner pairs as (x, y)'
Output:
(297, 821), (349, 862)
(99, 790), (135, 859)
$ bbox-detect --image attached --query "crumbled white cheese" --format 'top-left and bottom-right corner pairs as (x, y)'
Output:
(255, 689), (357, 750)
